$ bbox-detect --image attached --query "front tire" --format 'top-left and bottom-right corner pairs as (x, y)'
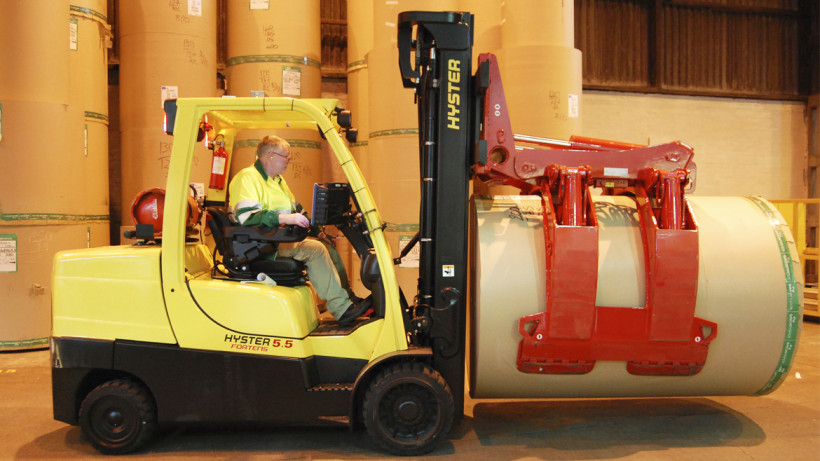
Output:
(363, 362), (454, 456)
(78, 379), (157, 454)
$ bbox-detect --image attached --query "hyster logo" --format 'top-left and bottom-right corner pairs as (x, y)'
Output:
(447, 59), (461, 130)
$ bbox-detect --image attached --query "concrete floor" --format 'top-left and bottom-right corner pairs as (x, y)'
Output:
(1, 321), (818, 460)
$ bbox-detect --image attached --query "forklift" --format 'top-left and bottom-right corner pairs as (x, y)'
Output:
(51, 11), (800, 456)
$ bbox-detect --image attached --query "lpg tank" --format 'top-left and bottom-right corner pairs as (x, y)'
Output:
(470, 194), (802, 398)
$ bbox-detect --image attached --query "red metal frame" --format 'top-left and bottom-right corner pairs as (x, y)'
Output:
(475, 53), (717, 376)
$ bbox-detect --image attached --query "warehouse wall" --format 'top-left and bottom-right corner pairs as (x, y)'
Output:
(582, 91), (808, 198)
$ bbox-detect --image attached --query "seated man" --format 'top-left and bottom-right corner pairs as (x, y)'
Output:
(228, 135), (369, 326)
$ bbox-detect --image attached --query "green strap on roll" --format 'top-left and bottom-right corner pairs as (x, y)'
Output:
(747, 196), (802, 395)
(227, 54), (321, 69)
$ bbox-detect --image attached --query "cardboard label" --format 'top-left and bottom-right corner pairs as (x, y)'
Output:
(0, 235), (17, 273)
(568, 93), (579, 118)
(161, 85), (179, 109)
(69, 18), (78, 51)
(250, 0), (269, 10)
(188, 0), (202, 16)
(399, 235), (420, 268)
(282, 66), (301, 96)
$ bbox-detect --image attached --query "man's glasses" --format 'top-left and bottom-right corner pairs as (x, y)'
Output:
(269, 151), (290, 161)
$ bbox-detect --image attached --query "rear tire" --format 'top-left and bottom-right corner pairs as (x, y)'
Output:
(363, 362), (454, 456)
(78, 379), (156, 454)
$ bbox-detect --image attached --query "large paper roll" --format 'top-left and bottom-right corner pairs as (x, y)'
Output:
(500, 0), (575, 48)
(496, 45), (583, 141)
(119, 0), (216, 225)
(471, 195), (802, 398)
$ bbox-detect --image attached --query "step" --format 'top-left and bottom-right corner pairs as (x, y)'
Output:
(307, 383), (354, 392)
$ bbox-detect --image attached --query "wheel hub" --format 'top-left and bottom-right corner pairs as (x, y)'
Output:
(105, 410), (124, 428)
(397, 398), (421, 421)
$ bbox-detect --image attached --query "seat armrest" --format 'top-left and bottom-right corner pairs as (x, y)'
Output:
(226, 225), (308, 243)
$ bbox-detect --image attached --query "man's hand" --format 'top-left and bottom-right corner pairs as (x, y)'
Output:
(278, 212), (310, 228)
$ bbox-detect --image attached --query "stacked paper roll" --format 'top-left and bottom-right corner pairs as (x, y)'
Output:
(0, 0), (109, 349)
(70, 0), (111, 220)
(226, 1), (321, 99)
(460, 0), (501, 66)
(119, 0), (217, 227)
(497, 0), (582, 141)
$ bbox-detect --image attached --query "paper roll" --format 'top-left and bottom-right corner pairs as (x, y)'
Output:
(461, 0), (502, 64)
(347, 0), (373, 66)
(119, 0), (216, 224)
(226, 0), (320, 59)
(501, 0), (575, 48)
(471, 195), (802, 398)
(367, 45), (418, 135)
(496, 45), (583, 141)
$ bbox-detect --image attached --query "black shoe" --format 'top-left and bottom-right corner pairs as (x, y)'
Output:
(338, 297), (372, 327)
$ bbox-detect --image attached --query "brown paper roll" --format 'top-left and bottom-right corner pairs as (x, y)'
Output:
(347, 0), (373, 66)
(227, 1), (320, 59)
(119, 0), (216, 224)
(496, 45), (582, 141)
(367, 45), (418, 135)
(501, 0), (575, 48)
(69, 0), (110, 113)
(0, 0), (70, 103)
(461, 0), (502, 63)
(347, 67), (369, 144)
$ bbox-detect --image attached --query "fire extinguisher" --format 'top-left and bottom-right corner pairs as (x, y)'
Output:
(209, 134), (228, 190)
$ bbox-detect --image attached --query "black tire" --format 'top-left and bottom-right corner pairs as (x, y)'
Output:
(78, 379), (157, 454)
(362, 362), (454, 456)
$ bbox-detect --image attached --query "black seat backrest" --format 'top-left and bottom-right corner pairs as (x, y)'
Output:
(205, 207), (306, 286)
(206, 207), (231, 256)
(361, 249), (386, 317)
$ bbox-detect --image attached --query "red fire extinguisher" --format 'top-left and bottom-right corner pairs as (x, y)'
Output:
(209, 135), (228, 190)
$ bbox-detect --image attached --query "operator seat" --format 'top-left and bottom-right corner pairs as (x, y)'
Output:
(206, 207), (307, 286)
(360, 248), (386, 317)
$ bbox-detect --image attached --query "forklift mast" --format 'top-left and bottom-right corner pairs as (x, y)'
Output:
(397, 11), (478, 418)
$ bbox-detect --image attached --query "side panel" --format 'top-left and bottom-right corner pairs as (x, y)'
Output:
(188, 278), (318, 339)
(52, 338), (368, 425)
(113, 341), (363, 424)
(52, 246), (176, 343)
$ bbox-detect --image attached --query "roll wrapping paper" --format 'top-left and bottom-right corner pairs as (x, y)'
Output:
(471, 195), (802, 398)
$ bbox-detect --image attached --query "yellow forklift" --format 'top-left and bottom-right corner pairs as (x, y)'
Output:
(51, 11), (801, 456)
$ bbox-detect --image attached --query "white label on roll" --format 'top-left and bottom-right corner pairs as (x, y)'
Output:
(282, 66), (301, 96)
(568, 93), (579, 118)
(442, 265), (455, 277)
(250, 0), (269, 10)
(0, 234), (18, 273)
(604, 167), (629, 177)
(188, 0), (202, 16)
(399, 235), (420, 268)
(161, 85), (179, 109)
(69, 18), (78, 51)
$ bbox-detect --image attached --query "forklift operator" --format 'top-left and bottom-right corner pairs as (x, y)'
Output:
(228, 135), (371, 326)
